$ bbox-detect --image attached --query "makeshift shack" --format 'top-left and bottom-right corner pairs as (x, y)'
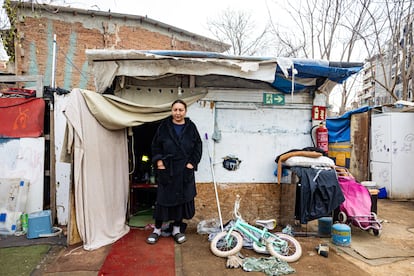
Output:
(60, 50), (362, 249)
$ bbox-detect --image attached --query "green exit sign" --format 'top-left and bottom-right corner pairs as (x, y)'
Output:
(263, 93), (285, 105)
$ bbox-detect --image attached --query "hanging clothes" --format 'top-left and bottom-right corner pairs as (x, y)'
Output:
(290, 167), (345, 224)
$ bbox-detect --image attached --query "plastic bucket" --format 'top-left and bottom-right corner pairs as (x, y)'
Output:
(318, 217), (333, 237)
(331, 223), (351, 246)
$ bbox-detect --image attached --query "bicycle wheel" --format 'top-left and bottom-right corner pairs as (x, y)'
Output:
(210, 231), (244, 258)
(266, 233), (302, 262)
(252, 241), (268, 254)
(338, 211), (347, 223)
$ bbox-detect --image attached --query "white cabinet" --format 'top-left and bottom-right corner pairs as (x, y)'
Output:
(370, 112), (414, 199)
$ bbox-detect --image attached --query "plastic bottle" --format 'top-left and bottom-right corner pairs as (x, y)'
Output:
(21, 213), (28, 233)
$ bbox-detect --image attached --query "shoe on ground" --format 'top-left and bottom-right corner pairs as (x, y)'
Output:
(173, 233), (187, 244)
(147, 232), (160, 244)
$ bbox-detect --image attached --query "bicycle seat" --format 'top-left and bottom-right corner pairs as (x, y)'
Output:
(255, 219), (277, 230)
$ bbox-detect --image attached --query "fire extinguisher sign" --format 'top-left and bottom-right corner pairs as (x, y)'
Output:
(312, 106), (327, 120)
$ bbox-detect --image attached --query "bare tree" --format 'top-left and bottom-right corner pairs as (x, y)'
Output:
(269, 0), (414, 112)
(206, 8), (270, 56)
(362, 0), (414, 104)
(268, 0), (376, 114)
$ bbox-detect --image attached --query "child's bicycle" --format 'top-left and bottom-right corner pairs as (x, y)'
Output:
(210, 195), (302, 262)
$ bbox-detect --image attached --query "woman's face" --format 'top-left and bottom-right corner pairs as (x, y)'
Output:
(171, 102), (187, 123)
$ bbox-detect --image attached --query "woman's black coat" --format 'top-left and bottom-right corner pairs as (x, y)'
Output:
(151, 116), (202, 207)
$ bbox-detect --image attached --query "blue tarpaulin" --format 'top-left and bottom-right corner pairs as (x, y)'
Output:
(273, 59), (363, 93)
(326, 106), (372, 143)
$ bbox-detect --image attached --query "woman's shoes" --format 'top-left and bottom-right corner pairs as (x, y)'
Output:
(147, 231), (186, 244)
(146, 232), (160, 244)
(173, 233), (187, 244)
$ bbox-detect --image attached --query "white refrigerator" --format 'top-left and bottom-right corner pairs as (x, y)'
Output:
(370, 112), (414, 199)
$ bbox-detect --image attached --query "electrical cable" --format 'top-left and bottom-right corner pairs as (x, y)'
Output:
(310, 124), (318, 147)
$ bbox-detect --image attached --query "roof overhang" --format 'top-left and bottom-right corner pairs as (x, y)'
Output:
(86, 50), (363, 95)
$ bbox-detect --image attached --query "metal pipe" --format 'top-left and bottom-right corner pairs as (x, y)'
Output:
(205, 133), (224, 232)
(51, 34), (57, 88)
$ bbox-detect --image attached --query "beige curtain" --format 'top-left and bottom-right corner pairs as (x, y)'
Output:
(62, 88), (206, 250)
(63, 89), (130, 250)
(81, 89), (207, 130)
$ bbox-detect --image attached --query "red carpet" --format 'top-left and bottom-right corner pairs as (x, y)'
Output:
(98, 228), (175, 275)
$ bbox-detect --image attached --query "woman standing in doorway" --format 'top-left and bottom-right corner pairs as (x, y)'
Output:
(147, 99), (203, 244)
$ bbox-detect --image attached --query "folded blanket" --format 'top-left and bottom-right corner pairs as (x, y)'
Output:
(277, 151), (322, 184)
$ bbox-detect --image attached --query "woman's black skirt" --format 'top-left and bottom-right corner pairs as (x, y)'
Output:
(153, 200), (195, 222)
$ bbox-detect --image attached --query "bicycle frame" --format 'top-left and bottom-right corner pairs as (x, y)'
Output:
(225, 217), (285, 249)
(210, 195), (302, 262)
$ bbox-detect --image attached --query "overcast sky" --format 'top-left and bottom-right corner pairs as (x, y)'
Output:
(48, 0), (284, 39)
(0, 0), (291, 57)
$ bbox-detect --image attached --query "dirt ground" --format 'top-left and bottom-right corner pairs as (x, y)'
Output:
(335, 199), (414, 276)
(33, 199), (414, 276)
(179, 232), (369, 276)
(178, 198), (414, 276)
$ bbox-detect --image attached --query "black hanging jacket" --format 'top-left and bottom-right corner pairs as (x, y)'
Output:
(291, 166), (345, 224)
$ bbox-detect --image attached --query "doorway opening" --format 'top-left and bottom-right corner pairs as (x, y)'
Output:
(128, 120), (161, 227)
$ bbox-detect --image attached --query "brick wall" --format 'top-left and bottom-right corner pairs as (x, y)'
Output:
(13, 5), (225, 91)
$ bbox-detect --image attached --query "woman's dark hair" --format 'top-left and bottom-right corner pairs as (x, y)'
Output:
(171, 99), (187, 110)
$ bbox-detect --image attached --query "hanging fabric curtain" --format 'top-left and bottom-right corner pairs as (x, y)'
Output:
(81, 88), (207, 130)
(63, 89), (130, 250)
(62, 88), (206, 250)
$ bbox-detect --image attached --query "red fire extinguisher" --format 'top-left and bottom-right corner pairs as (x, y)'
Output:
(316, 122), (329, 154)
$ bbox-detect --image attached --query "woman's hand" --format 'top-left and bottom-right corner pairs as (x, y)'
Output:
(186, 163), (194, 169)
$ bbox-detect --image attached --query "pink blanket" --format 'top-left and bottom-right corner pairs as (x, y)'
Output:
(338, 176), (372, 217)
